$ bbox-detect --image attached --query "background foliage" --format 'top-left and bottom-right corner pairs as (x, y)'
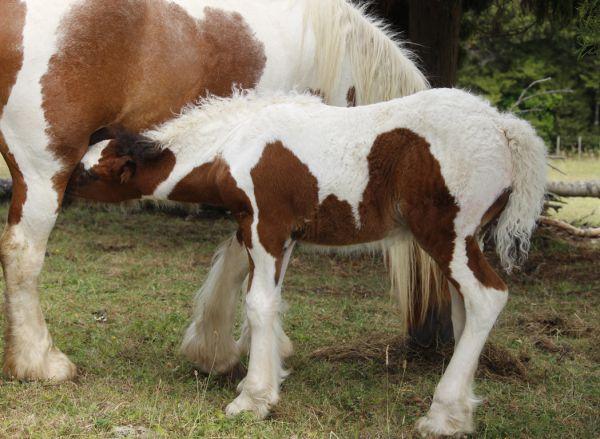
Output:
(458, 0), (599, 148)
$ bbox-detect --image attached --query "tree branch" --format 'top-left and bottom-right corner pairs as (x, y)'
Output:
(510, 77), (552, 110)
(539, 217), (600, 238)
(519, 88), (574, 104)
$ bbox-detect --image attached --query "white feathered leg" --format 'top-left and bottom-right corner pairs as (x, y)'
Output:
(181, 234), (248, 374)
(416, 237), (508, 437)
(237, 242), (295, 361)
(227, 241), (295, 418)
(449, 282), (466, 343)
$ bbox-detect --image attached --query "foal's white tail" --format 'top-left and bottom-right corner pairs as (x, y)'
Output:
(383, 236), (446, 334)
(494, 114), (548, 272)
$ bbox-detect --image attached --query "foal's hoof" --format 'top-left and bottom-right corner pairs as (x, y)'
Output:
(180, 325), (240, 374)
(3, 347), (77, 382)
(415, 400), (474, 437)
(225, 392), (271, 419)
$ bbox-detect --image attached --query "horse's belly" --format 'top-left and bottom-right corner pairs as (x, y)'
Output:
(295, 196), (393, 247)
(46, 1), (268, 133)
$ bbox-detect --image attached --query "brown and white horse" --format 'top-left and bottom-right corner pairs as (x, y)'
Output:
(0, 0), (432, 383)
(70, 88), (547, 436)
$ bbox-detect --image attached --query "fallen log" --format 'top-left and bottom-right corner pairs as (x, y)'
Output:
(539, 216), (600, 238)
(546, 180), (600, 198)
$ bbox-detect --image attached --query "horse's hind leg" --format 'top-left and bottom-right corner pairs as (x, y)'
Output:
(413, 233), (507, 436)
(449, 282), (465, 342)
(397, 180), (508, 435)
(181, 234), (248, 374)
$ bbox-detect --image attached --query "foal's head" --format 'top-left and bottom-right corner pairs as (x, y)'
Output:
(68, 128), (171, 202)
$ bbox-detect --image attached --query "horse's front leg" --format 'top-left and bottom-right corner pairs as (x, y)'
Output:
(236, 241), (295, 362)
(0, 148), (78, 381)
(181, 234), (248, 374)
(226, 240), (294, 418)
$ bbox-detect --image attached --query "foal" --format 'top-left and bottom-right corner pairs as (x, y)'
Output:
(70, 88), (546, 436)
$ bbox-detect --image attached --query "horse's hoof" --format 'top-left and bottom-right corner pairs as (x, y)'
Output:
(3, 347), (77, 382)
(225, 392), (270, 419)
(180, 325), (240, 374)
(415, 400), (474, 437)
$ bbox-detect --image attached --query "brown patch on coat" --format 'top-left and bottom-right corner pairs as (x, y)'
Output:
(465, 236), (507, 291)
(297, 195), (359, 245)
(463, 190), (510, 291)
(43, 1), (266, 201)
(169, 159), (254, 249)
(251, 141), (319, 281)
(0, 0), (27, 224)
(480, 189), (510, 229)
(0, 0), (25, 116)
(385, 129), (460, 275)
(168, 161), (224, 206)
(346, 86), (357, 107)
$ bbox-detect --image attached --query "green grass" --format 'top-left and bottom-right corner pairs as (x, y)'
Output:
(0, 205), (598, 438)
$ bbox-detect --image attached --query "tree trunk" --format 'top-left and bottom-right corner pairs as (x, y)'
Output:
(405, 1), (462, 344)
(547, 180), (600, 198)
(408, 0), (463, 87)
(368, 0), (463, 88)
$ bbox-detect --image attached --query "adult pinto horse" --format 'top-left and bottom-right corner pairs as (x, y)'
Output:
(0, 0), (430, 383)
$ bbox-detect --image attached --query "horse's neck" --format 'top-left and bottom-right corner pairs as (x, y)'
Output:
(304, 0), (428, 106)
(147, 108), (253, 161)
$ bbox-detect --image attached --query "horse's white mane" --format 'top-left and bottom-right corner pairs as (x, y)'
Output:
(304, 0), (429, 104)
(144, 90), (323, 152)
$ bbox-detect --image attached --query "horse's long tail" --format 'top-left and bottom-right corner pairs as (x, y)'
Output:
(383, 236), (447, 334)
(494, 115), (547, 272)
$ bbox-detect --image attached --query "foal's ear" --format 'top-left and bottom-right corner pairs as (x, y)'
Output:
(92, 147), (137, 184)
(117, 158), (136, 183)
(114, 131), (163, 163)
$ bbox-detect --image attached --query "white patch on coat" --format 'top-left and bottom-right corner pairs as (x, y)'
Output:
(0, 0), (78, 240)
(81, 140), (110, 171)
